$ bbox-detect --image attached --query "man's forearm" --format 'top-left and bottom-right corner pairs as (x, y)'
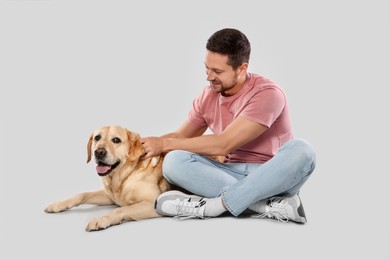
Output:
(162, 134), (227, 156)
(160, 132), (182, 138)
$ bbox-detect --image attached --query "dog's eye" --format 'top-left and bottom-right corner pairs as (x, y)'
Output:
(112, 137), (121, 144)
(94, 135), (101, 141)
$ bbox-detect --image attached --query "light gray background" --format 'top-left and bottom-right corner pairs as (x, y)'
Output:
(1, 0), (389, 259)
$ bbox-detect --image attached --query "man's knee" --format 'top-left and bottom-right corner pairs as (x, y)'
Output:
(162, 150), (190, 180)
(293, 139), (316, 176)
(283, 139), (316, 176)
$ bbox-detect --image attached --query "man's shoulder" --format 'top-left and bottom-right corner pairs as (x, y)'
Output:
(249, 73), (278, 88)
(248, 73), (282, 94)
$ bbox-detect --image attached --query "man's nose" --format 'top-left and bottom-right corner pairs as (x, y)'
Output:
(206, 69), (215, 81)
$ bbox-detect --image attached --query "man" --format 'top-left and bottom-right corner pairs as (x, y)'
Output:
(141, 28), (316, 223)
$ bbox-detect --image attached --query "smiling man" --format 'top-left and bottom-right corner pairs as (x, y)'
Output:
(140, 28), (316, 223)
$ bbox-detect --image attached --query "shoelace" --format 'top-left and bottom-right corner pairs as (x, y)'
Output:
(253, 199), (289, 223)
(172, 198), (207, 220)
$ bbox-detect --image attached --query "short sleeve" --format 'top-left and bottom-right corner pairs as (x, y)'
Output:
(239, 87), (286, 128)
(187, 92), (208, 128)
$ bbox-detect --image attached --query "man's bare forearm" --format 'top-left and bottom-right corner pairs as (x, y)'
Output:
(162, 134), (228, 156)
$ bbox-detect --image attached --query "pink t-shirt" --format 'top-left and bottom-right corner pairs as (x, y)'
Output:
(187, 73), (293, 163)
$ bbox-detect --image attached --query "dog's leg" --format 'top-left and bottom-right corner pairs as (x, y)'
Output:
(44, 189), (113, 213)
(86, 201), (159, 231)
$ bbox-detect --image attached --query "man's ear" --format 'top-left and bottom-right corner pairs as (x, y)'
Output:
(238, 63), (248, 74)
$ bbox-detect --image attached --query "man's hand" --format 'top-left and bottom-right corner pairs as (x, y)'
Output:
(140, 137), (165, 159)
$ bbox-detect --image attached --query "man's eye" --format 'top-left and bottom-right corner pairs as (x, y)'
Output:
(112, 137), (121, 144)
(94, 135), (101, 141)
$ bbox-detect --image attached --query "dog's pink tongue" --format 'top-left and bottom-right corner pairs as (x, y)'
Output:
(96, 165), (111, 174)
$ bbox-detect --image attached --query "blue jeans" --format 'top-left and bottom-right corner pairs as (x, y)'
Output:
(162, 138), (316, 216)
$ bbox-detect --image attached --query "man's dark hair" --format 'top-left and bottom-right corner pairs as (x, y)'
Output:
(206, 28), (251, 69)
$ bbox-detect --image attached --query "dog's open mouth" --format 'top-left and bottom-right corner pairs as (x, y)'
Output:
(96, 160), (120, 176)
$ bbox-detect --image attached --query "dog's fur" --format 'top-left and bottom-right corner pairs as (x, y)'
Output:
(44, 125), (172, 231)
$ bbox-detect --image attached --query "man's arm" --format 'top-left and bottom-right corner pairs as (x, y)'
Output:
(141, 117), (267, 159)
(160, 121), (208, 139)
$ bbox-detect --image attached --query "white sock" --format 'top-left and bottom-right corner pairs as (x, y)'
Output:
(204, 197), (227, 217)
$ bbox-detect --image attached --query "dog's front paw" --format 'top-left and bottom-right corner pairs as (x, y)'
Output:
(86, 216), (115, 231)
(44, 201), (71, 213)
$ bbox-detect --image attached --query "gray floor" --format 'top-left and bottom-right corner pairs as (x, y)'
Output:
(3, 181), (389, 259)
(1, 1), (389, 259)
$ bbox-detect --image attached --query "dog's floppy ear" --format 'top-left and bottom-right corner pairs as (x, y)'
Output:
(127, 130), (145, 161)
(87, 133), (93, 163)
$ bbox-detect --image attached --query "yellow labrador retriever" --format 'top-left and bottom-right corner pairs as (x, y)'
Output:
(44, 125), (171, 231)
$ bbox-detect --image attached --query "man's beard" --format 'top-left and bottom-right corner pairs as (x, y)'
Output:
(211, 79), (239, 95)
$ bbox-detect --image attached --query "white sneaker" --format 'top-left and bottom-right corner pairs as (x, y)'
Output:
(249, 194), (307, 224)
(154, 190), (208, 219)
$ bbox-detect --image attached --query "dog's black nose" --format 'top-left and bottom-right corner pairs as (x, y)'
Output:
(94, 148), (106, 159)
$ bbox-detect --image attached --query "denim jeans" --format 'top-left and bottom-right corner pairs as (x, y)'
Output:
(162, 138), (316, 216)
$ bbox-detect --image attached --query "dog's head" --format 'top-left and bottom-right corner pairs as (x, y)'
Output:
(86, 125), (144, 176)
